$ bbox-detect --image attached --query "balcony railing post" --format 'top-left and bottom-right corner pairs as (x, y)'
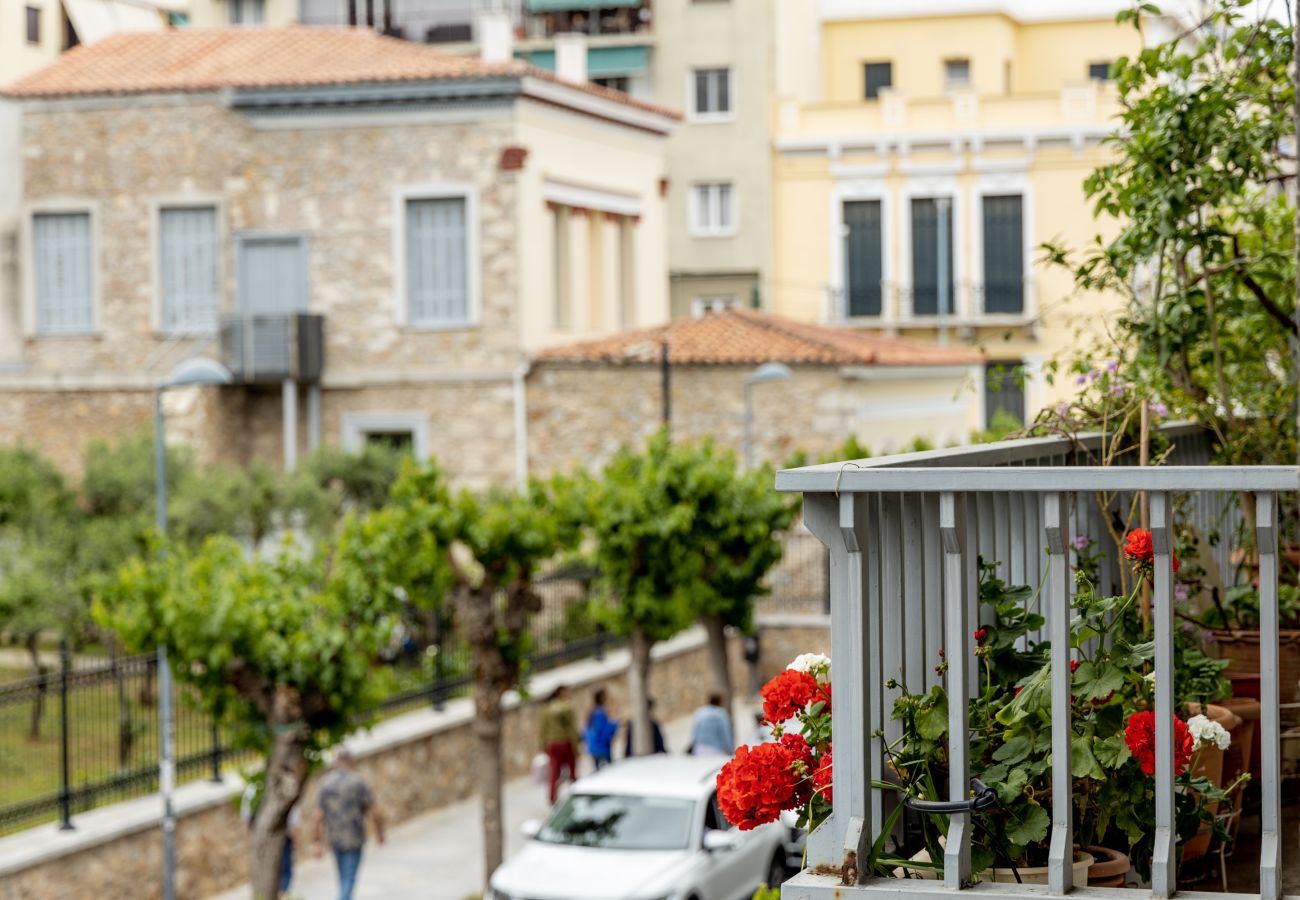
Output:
(1149, 491), (1176, 898)
(1044, 492), (1073, 894)
(801, 493), (872, 882)
(1256, 491), (1281, 899)
(940, 491), (972, 888)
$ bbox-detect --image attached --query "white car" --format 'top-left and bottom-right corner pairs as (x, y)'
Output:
(488, 755), (788, 900)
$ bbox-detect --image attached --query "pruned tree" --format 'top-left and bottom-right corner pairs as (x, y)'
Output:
(350, 462), (577, 883)
(98, 535), (398, 900)
(584, 432), (711, 755)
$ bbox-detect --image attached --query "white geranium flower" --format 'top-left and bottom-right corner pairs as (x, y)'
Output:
(1143, 671), (1157, 684)
(788, 653), (831, 680)
(1187, 714), (1231, 751)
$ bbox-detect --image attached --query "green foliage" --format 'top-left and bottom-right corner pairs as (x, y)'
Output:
(291, 443), (406, 530)
(0, 447), (74, 530)
(970, 408), (1025, 445)
(1047, 0), (1297, 466)
(97, 535), (397, 752)
(581, 431), (795, 641)
(886, 557), (1233, 878)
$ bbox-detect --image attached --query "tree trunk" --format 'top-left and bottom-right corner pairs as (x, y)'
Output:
(474, 679), (506, 886)
(702, 613), (734, 736)
(629, 626), (654, 756)
(249, 718), (310, 900)
(114, 651), (133, 767)
(26, 635), (46, 742)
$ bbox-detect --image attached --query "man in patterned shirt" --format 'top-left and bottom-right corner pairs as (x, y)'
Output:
(312, 747), (386, 900)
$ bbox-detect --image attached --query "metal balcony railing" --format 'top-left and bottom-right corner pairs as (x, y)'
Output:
(775, 425), (1298, 900)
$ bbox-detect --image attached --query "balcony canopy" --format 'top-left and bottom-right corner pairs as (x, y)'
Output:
(519, 44), (648, 77)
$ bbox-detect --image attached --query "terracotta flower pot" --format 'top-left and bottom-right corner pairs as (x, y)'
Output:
(904, 848), (1093, 886)
(1212, 629), (1300, 705)
(1087, 845), (1131, 887)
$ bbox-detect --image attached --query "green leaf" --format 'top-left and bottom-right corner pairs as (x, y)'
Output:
(1093, 731), (1133, 769)
(1073, 661), (1126, 702)
(996, 666), (1051, 725)
(1072, 734), (1106, 780)
(1007, 804), (1050, 847)
(992, 735), (1032, 765)
(917, 693), (949, 741)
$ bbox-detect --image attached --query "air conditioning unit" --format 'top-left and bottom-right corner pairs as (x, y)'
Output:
(219, 313), (324, 384)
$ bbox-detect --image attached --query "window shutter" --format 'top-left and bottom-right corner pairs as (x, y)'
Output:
(160, 207), (219, 333)
(406, 197), (468, 326)
(32, 212), (93, 335)
(910, 198), (952, 317)
(843, 200), (882, 317)
(981, 194), (1023, 314)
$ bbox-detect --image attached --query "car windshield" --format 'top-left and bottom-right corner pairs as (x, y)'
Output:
(537, 793), (697, 851)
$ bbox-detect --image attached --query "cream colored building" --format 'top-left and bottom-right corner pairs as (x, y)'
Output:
(0, 27), (674, 485)
(771, 0), (1146, 426)
(171, 1), (790, 320)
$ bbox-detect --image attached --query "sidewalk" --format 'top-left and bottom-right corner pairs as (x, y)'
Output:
(209, 701), (758, 900)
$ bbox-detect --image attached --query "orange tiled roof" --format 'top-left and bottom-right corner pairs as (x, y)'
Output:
(536, 308), (985, 367)
(3, 27), (681, 119)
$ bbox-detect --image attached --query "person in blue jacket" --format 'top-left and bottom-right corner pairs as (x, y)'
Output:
(583, 688), (620, 770)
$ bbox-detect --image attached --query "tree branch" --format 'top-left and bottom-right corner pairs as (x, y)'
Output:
(1231, 235), (1300, 336)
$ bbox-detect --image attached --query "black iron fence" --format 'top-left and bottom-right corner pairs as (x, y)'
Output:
(0, 573), (607, 836)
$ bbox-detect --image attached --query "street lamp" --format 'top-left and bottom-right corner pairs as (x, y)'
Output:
(743, 362), (791, 468)
(153, 356), (232, 900)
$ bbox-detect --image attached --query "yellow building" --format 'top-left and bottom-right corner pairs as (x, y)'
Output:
(770, 1), (1144, 427)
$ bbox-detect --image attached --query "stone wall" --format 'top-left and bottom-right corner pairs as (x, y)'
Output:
(0, 388), (154, 475)
(0, 618), (828, 900)
(526, 361), (980, 474)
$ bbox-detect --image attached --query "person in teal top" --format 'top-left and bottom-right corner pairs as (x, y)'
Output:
(584, 688), (619, 770)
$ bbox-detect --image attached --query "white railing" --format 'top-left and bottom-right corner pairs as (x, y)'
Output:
(775, 427), (1297, 900)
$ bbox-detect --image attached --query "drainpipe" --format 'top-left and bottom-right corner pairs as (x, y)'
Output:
(513, 362), (530, 492)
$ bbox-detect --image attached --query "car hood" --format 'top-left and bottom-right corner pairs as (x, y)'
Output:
(491, 840), (692, 900)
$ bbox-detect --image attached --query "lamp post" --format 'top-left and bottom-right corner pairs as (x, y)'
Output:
(153, 356), (232, 900)
(743, 362), (792, 468)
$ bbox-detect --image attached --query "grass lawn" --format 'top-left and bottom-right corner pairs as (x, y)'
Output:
(0, 669), (248, 835)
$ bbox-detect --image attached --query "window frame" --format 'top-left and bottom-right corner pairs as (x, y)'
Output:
(691, 294), (738, 317)
(688, 182), (737, 238)
(863, 61), (892, 100)
(970, 172), (1034, 322)
(688, 66), (735, 122)
(393, 183), (480, 331)
(151, 196), (225, 336)
(25, 5), (40, 44)
(898, 177), (964, 321)
(1088, 61), (1113, 82)
(341, 412), (431, 461)
(943, 57), (971, 89)
(23, 200), (100, 338)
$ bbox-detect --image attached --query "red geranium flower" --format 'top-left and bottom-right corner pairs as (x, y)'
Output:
(1070, 659), (1080, 673)
(974, 628), (988, 642)
(779, 732), (815, 777)
(761, 669), (824, 724)
(1124, 529), (1180, 573)
(812, 747), (833, 805)
(716, 742), (804, 830)
(1124, 710), (1194, 776)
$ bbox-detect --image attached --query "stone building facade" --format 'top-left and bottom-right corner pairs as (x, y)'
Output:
(0, 28), (675, 484)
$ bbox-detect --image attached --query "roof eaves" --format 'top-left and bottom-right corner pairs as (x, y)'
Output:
(226, 74), (524, 111)
(519, 74), (678, 135)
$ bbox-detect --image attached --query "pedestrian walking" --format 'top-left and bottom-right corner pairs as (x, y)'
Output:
(623, 697), (667, 757)
(312, 747), (386, 900)
(540, 684), (580, 804)
(688, 693), (734, 756)
(583, 688), (619, 770)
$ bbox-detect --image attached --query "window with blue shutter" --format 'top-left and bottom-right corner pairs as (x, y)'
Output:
(406, 197), (469, 326)
(982, 194), (1024, 314)
(911, 198), (953, 317)
(32, 212), (93, 335)
(160, 206), (220, 333)
(843, 200), (882, 317)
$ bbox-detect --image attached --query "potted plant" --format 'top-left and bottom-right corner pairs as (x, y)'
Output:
(721, 531), (1242, 887)
(1198, 583), (1300, 705)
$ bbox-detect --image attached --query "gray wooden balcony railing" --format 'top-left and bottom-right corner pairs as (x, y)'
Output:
(775, 425), (1298, 900)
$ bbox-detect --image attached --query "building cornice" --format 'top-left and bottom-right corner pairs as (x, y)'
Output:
(776, 124), (1117, 157)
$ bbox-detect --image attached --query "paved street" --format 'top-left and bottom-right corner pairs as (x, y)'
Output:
(209, 701), (759, 900)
